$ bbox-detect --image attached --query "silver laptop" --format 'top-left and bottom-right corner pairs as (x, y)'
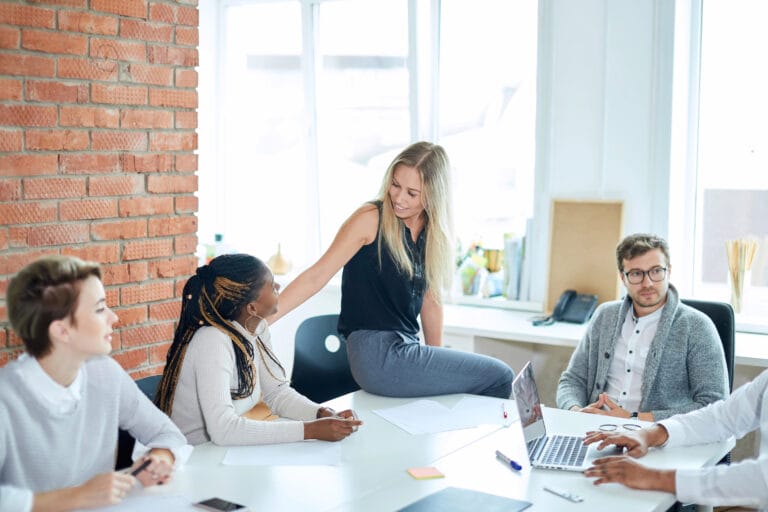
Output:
(512, 361), (596, 471)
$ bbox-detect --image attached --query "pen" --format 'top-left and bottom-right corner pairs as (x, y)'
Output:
(495, 450), (522, 471)
(130, 459), (151, 477)
(501, 403), (508, 419)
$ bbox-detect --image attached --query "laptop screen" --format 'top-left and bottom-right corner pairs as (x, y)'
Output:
(512, 361), (546, 443)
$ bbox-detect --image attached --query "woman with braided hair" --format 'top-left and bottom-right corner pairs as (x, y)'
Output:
(155, 253), (361, 445)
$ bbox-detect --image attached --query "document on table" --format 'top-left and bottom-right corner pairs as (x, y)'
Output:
(373, 397), (516, 435)
(222, 440), (342, 466)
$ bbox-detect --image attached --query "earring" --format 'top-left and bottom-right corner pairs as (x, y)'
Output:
(244, 314), (266, 337)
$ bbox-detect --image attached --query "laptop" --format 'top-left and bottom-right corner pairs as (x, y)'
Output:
(512, 361), (596, 471)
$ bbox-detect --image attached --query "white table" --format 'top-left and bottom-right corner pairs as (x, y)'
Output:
(130, 391), (733, 512)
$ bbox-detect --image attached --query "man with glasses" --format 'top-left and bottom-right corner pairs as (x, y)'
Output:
(556, 233), (728, 421)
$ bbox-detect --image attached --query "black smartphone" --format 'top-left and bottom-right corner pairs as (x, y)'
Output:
(194, 497), (247, 511)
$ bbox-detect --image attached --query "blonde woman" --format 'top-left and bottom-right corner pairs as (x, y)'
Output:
(270, 141), (514, 398)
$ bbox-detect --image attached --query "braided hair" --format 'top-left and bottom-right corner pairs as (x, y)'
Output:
(155, 253), (285, 415)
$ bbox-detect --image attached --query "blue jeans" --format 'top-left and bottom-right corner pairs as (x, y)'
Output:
(345, 330), (514, 398)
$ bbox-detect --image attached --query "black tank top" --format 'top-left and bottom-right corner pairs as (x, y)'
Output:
(338, 201), (427, 337)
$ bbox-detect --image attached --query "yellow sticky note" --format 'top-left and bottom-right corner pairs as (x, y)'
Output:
(407, 467), (445, 480)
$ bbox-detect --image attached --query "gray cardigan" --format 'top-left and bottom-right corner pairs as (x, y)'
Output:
(556, 284), (728, 420)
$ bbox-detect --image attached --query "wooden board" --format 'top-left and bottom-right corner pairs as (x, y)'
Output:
(546, 199), (624, 312)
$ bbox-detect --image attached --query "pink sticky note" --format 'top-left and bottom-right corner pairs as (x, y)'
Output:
(407, 467), (445, 480)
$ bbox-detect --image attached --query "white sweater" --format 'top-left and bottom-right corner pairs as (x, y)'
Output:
(0, 355), (190, 512)
(661, 368), (768, 509)
(169, 322), (321, 445)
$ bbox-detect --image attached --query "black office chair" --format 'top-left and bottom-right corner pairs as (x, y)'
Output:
(115, 374), (163, 470)
(291, 314), (360, 403)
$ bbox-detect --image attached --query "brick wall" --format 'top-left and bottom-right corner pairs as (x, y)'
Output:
(0, 0), (199, 378)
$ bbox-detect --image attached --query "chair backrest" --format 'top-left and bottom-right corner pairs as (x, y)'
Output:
(115, 374), (164, 470)
(681, 298), (735, 392)
(291, 314), (360, 403)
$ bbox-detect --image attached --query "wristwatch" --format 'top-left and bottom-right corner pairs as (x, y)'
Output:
(630, 411), (639, 418)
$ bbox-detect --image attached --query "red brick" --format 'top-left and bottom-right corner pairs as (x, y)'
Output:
(8, 227), (28, 247)
(174, 195), (197, 213)
(0, 179), (21, 201)
(149, 132), (196, 152)
(174, 68), (197, 89)
(0, 79), (22, 101)
(0, 229), (8, 251)
(26, 223), (89, 246)
(148, 88), (197, 109)
(106, 290), (120, 312)
(147, 45), (197, 66)
(92, 131), (147, 151)
(28, 0), (86, 7)
(121, 153), (172, 173)
(89, 175), (144, 196)
(22, 29), (87, 55)
(0, 26), (19, 49)
(0, 249), (52, 275)
(90, 38), (147, 64)
(148, 341), (172, 364)
(0, 348), (24, 367)
(129, 365), (165, 380)
(0, 130), (22, 152)
(147, 175), (197, 194)
(174, 234), (197, 255)
(58, 56), (117, 81)
(92, 0), (148, 19)
(148, 215), (196, 237)
(59, 153), (121, 174)
(100, 261), (148, 285)
(122, 239), (174, 261)
(61, 243), (120, 263)
(121, 322), (174, 348)
(112, 346), (149, 371)
(149, 256), (197, 278)
(0, 154), (58, 177)
(25, 129), (89, 151)
(149, 300), (181, 322)
(174, 111), (196, 130)
(120, 108), (173, 128)
(149, 3), (175, 24)
(177, 6), (198, 27)
(174, 279), (186, 297)
(0, 54), (55, 77)
(92, 83), (147, 106)
(91, 219), (147, 240)
(125, 63), (172, 86)
(0, 5), (55, 28)
(0, 328), (5, 348)
(120, 280), (175, 304)
(175, 154), (197, 172)
(23, 177), (86, 199)
(60, 106), (119, 128)
(27, 80), (88, 103)
(59, 198), (118, 220)
(58, 10), (118, 35)
(0, 203), (56, 224)
(0, 105), (56, 127)
(119, 196), (174, 217)
(114, 304), (148, 328)
(175, 26), (197, 47)
(120, 19), (173, 43)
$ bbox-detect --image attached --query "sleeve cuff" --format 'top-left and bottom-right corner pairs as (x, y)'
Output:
(657, 419), (683, 448)
(0, 486), (34, 512)
(132, 441), (193, 469)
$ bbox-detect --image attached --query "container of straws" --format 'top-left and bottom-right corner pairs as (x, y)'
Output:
(726, 238), (759, 314)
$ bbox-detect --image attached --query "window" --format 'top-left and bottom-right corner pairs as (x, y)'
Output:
(681, 0), (768, 330)
(199, 0), (538, 293)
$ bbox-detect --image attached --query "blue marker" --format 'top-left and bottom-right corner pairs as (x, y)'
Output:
(495, 450), (522, 471)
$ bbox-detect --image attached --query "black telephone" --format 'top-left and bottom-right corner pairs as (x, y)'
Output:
(532, 289), (598, 326)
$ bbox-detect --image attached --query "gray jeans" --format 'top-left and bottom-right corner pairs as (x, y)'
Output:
(345, 330), (514, 398)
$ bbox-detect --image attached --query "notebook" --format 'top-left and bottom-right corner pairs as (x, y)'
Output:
(398, 486), (531, 512)
(512, 361), (596, 471)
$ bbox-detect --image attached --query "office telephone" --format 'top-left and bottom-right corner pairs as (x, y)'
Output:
(532, 290), (598, 326)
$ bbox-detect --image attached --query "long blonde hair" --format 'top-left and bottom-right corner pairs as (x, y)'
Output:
(376, 141), (454, 302)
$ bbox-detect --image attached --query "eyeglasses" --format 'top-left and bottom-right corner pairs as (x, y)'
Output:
(622, 266), (667, 285)
(598, 423), (642, 432)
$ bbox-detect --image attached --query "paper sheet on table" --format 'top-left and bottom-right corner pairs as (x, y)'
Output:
(91, 494), (197, 511)
(373, 397), (516, 435)
(222, 440), (342, 466)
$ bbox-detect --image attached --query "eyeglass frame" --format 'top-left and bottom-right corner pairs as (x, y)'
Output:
(598, 423), (642, 432)
(622, 266), (668, 285)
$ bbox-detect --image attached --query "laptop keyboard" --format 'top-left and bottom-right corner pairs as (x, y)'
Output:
(537, 435), (588, 467)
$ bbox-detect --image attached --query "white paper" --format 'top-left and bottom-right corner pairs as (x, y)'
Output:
(88, 494), (197, 511)
(222, 440), (342, 466)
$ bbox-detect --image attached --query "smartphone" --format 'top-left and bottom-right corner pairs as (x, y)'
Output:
(194, 497), (247, 511)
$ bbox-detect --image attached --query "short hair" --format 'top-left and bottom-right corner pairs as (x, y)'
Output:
(7, 255), (101, 358)
(615, 233), (670, 271)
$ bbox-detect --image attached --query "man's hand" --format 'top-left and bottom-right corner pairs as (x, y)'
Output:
(577, 393), (632, 418)
(583, 456), (676, 493)
(583, 424), (669, 458)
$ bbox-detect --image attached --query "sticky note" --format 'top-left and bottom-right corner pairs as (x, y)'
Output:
(407, 467), (445, 480)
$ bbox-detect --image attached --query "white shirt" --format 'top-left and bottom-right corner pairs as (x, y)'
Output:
(660, 368), (768, 509)
(604, 306), (662, 411)
(17, 353), (82, 415)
